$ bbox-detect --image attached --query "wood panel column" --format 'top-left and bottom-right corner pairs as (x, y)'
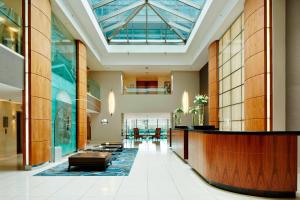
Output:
(76, 41), (87, 149)
(208, 41), (219, 128)
(244, 0), (272, 131)
(26, 0), (52, 166)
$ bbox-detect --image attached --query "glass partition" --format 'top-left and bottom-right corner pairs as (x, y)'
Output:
(51, 14), (77, 157)
(123, 118), (170, 139)
(218, 13), (244, 131)
(0, 0), (22, 54)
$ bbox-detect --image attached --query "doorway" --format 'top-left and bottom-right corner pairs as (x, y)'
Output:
(0, 101), (23, 170)
(16, 111), (22, 154)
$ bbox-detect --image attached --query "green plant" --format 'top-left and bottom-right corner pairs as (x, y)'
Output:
(174, 107), (184, 114)
(193, 95), (209, 126)
(174, 107), (184, 126)
(193, 94), (208, 105)
(189, 106), (198, 126)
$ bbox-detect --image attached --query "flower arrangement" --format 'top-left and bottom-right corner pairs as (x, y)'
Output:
(193, 95), (208, 105)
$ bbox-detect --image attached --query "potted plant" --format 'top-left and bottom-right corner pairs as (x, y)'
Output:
(193, 95), (208, 126)
(189, 106), (198, 126)
(174, 107), (183, 126)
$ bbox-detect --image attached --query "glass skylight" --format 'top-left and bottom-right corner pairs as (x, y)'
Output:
(89, 0), (206, 45)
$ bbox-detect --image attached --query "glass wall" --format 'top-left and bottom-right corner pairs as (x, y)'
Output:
(51, 14), (77, 156)
(218, 13), (244, 131)
(0, 0), (22, 54)
(123, 117), (170, 139)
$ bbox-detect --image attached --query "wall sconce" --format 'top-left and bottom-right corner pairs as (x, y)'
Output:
(108, 90), (115, 116)
(182, 91), (189, 114)
(0, 16), (5, 23)
(101, 119), (108, 125)
(8, 27), (19, 33)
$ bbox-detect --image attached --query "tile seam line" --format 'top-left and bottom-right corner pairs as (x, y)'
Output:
(164, 151), (185, 200)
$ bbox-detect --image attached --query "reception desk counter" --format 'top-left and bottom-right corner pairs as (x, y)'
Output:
(170, 128), (298, 197)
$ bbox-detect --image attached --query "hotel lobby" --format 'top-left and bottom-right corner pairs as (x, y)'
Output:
(0, 0), (300, 199)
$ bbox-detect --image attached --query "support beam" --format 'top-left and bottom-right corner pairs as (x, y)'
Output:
(178, 0), (202, 10)
(149, 1), (194, 22)
(93, 0), (116, 9)
(108, 5), (145, 41)
(169, 21), (190, 33)
(98, 1), (145, 22)
(148, 5), (186, 43)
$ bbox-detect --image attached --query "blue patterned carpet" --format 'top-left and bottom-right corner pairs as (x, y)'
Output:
(35, 148), (138, 176)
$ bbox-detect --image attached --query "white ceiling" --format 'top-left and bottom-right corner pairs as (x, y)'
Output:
(51, 0), (244, 72)
(0, 83), (22, 103)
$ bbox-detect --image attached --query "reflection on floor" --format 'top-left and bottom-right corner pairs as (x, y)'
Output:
(0, 140), (299, 200)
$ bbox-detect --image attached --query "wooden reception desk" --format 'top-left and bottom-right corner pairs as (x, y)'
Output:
(170, 128), (298, 197)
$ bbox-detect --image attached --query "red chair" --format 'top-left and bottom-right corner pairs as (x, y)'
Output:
(152, 128), (161, 141)
(134, 128), (142, 141)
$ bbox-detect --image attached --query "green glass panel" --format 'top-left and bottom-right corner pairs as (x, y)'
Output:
(51, 14), (77, 157)
(0, 0), (22, 53)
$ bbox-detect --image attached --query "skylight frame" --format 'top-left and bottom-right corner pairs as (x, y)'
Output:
(89, 0), (206, 45)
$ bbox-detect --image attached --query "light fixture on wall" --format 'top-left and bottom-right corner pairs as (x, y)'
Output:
(182, 91), (189, 114)
(108, 90), (115, 116)
(8, 27), (19, 33)
(0, 16), (5, 23)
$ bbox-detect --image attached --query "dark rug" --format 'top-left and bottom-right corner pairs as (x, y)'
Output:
(34, 148), (138, 176)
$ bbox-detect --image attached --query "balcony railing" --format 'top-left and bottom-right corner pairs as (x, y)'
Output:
(123, 87), (171, 95)
(0, 0), (22, 54)
(87, 78), (100, 100)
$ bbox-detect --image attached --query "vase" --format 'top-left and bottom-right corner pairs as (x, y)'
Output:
(198, 104), (204, 126)
(192, 115), (196, 126)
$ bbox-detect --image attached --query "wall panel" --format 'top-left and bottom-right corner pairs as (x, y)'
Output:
(208, 41), (219, 128)
(244, 0), (272, 131)
(27, 0), (52, 166)
(76, 41), (87, 150)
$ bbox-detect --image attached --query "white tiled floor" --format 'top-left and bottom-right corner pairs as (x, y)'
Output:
(0, 140), (299, 200)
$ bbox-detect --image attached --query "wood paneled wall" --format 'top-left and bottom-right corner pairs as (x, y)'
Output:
(76, 41), (87, 150)
(171, 129), (188, 160)
(188, 131), (297, 197)
(28, 0), (52, 166)
(244, 0), (272, 130)
(208, 41), (219, 128)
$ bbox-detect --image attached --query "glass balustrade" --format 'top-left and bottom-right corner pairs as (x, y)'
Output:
(87, 78), (101, 99)
(123, 87), (171, 95)
(0, 0), (22, 54)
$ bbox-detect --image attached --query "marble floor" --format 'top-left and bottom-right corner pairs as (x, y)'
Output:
(0, 140), (299, 200)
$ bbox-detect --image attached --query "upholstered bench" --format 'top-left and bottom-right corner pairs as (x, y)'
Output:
(68, 152), (112, 171)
